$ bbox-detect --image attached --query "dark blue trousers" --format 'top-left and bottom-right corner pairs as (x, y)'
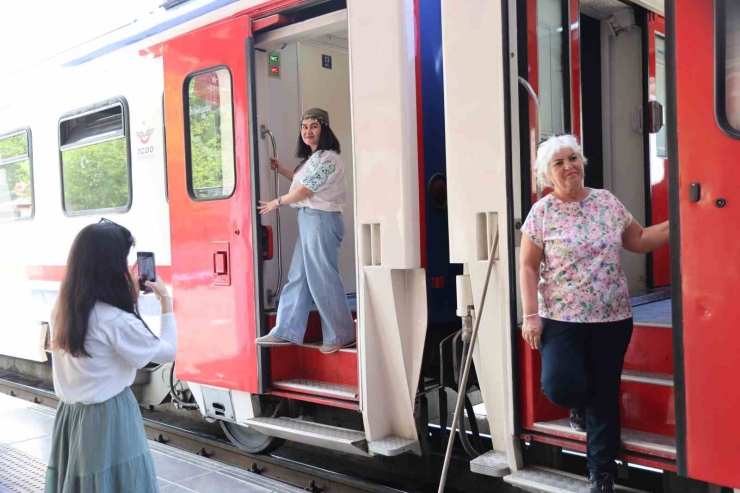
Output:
(540, 318), (633, 475)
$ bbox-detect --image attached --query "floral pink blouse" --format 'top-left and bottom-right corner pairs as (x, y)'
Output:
(521, 189), (633, 323)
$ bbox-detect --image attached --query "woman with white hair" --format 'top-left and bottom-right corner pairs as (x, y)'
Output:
(519, 134), (669, 493)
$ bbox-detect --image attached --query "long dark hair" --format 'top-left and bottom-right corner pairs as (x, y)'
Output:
(295, 122), (341, 162)
(52, 219), (153, 357)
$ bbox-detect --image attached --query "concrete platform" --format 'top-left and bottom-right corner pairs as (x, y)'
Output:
(0, 392), (306, 492)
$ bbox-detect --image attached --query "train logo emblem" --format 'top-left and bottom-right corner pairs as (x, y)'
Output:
(136, 127), (155, 145)
(136, 125), (156, 158)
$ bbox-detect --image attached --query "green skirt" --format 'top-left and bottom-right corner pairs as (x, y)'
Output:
(45, 387), (159, 493)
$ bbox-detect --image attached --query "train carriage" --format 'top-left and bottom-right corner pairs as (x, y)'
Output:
(0, 0), (738, 491)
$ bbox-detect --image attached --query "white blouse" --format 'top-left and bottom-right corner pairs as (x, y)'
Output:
(52, 301), (177, 404)
(289, 150), (347, 213)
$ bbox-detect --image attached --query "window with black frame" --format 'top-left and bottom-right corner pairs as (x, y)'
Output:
(185, 68), (236, 200)
(59, 102), (131, 214)
(716, 0), (740, 138)
(0, 129), (33, 221)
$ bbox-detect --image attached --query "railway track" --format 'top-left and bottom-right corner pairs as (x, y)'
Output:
(0, 375), (411, 493)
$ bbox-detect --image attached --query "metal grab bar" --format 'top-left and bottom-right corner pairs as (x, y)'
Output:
(437, 229), (499, 493)
(518, 76), (542, 201)
(261, 125), (283, 303)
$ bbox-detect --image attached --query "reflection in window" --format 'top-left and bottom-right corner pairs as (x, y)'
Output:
(0, 131), (33, 221)
(655, 35), (668, 157)
(60, 104), (130, 214)
(538, 0), (566, 139)
(724, 1), (740, 132)
(186, 69), (235, 200)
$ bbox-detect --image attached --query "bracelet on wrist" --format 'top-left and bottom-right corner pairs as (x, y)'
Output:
(276, 196), (282, 207)
(523, 313), (539, 319)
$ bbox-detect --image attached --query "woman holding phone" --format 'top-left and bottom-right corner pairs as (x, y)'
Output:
(45, 219), (176, 493)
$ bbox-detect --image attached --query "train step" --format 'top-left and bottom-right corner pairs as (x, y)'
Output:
(242, 417), (420, 457)
(469, 450), (509, 477)
(299, 342), (357, 353)
(533, 419), (676, 458)
(271, 379), (358, 401)
(503, 466), (649, 493)
(621, 370), (673, 386)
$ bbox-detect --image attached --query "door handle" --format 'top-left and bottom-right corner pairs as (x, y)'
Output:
(518, 76), (542, 201)
(214, 252), (228, 275)
(211, 241), (231, 286)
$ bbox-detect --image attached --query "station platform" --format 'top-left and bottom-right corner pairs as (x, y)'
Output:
(0, 392), (304, 493)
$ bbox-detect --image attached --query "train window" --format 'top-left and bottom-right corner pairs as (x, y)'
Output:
(59, 100), (131, 214)
(185, 68), (236, 200)
(655, 34), (668, 157)
(0, 129), (33, 221)
(537, 0), (568, 138)
(716, 0), (740, 138)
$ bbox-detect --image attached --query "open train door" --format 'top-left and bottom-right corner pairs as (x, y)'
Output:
(670, 0), (740, 488)
(163, 16), (261, 394)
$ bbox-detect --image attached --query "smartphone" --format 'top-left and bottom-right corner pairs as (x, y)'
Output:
(137, 252), (156, 293)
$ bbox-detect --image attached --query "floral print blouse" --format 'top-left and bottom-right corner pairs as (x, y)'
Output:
(521, 188), (633, 323)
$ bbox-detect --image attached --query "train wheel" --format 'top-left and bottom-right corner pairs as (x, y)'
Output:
(220, 421), (285, 454)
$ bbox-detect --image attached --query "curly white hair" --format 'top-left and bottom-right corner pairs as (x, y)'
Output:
(535, 134), (588, 187)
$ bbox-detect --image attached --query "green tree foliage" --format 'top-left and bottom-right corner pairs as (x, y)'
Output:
(0, 132), (32, 203)
(188, 74), (234, 198)
(62, 138), (129, 212)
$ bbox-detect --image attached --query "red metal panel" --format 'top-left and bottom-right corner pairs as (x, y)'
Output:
(518, 337), (569, 429)
(414, 0), (427, 269)
(527, 0), (539, 206)
(270, 345), (358, 387)
(620, 381), (675, 437)
(163, 16), (259, 393)
(647, 13), (671, 287)
(623, 325), (673, 375)
(251, 14), (291, 33)
(569, 0), (581, 141)
(675, 1), (740, 487)
(267, 390), (360, 411)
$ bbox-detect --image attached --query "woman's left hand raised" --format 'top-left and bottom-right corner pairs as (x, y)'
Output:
(258, 199), (279, 215)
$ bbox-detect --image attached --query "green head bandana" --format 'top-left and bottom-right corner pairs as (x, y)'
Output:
(301, 108), (330, 127)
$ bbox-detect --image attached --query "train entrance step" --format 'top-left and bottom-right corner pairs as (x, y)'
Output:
(272, 379), (358, 401)
(504, 466), (649, 493)
(243, 417), (420, 457)
(469, 450), (509, 477)
(533, 419), (676, 457)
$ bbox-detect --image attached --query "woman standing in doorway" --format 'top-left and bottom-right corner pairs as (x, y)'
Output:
(519, 134), (669, 493)
(46, 220), (176, 492)
(256, 108), (355, 354)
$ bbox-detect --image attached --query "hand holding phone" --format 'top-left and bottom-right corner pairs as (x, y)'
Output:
(137, 252), (156, 293)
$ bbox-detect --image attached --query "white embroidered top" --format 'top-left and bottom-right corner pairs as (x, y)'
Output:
(289, 150), (347, 213)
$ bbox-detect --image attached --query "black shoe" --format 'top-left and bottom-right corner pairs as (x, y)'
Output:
(570, 407), (586, 432)
(589, 472), (615, 493)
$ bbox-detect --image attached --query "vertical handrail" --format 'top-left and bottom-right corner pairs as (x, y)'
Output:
(518, 76), (542, 201)
(261, 125), (283, 303)
(437, 230), (499, 493)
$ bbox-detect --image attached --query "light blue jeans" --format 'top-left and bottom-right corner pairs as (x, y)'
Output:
(271, 208), (355, 345)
